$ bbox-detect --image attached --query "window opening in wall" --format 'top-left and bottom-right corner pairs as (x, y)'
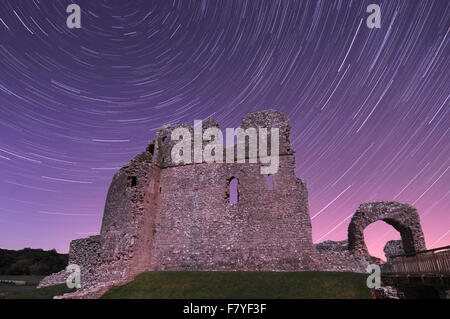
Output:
(268, 174), (274, 190)
(128, 176), (137, 187)
(148, 143), (155, 155)
(229, 177), (238, 205)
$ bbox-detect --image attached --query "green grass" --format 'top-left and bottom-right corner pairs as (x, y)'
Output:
(0, 275), (75, 299)
(101, 271), (373, 299)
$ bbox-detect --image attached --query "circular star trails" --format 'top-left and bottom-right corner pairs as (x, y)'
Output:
(0, 1), (448, 258)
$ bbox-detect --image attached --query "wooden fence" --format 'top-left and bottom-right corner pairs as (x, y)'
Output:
(391, 245), (450, 275)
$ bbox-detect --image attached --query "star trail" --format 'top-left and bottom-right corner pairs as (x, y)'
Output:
(0, 0), (448, 259)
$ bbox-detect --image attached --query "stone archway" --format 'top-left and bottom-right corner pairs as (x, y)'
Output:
(348, 201), (426, 256)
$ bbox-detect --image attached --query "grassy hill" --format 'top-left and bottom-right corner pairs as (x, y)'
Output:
(102, 271), (373, 299)
(1, 271), (373, 299)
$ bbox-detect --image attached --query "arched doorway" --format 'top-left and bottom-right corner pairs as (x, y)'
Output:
(363, 221), (401, 261)
(348, 201), (426, 256)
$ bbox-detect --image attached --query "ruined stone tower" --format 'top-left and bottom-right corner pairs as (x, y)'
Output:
(39, 110), (426, 298)
(100, 110), (316, 274)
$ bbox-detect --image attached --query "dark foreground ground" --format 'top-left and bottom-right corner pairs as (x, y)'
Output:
(0, 271), (373, 299)
(0, 275), (74, 299)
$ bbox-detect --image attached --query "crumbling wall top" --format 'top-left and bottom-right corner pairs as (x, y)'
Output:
(241, 110), (293, 155)
(151, 110), (294, 168)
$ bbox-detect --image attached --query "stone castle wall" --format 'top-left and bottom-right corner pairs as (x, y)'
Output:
(150, 156), (315, 271)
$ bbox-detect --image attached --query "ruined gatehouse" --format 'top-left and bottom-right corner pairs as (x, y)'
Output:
(38, 110), (426, 298)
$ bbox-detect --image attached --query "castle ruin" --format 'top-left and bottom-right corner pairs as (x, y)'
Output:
(38, 110), (426, 298)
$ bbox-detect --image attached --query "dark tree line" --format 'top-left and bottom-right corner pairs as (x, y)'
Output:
(0, 248), (68, 275)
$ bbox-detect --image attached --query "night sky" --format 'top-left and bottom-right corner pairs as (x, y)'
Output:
(0, 0), (448, 260)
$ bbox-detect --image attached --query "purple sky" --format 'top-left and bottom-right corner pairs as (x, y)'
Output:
(0, 0), (448, 260)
